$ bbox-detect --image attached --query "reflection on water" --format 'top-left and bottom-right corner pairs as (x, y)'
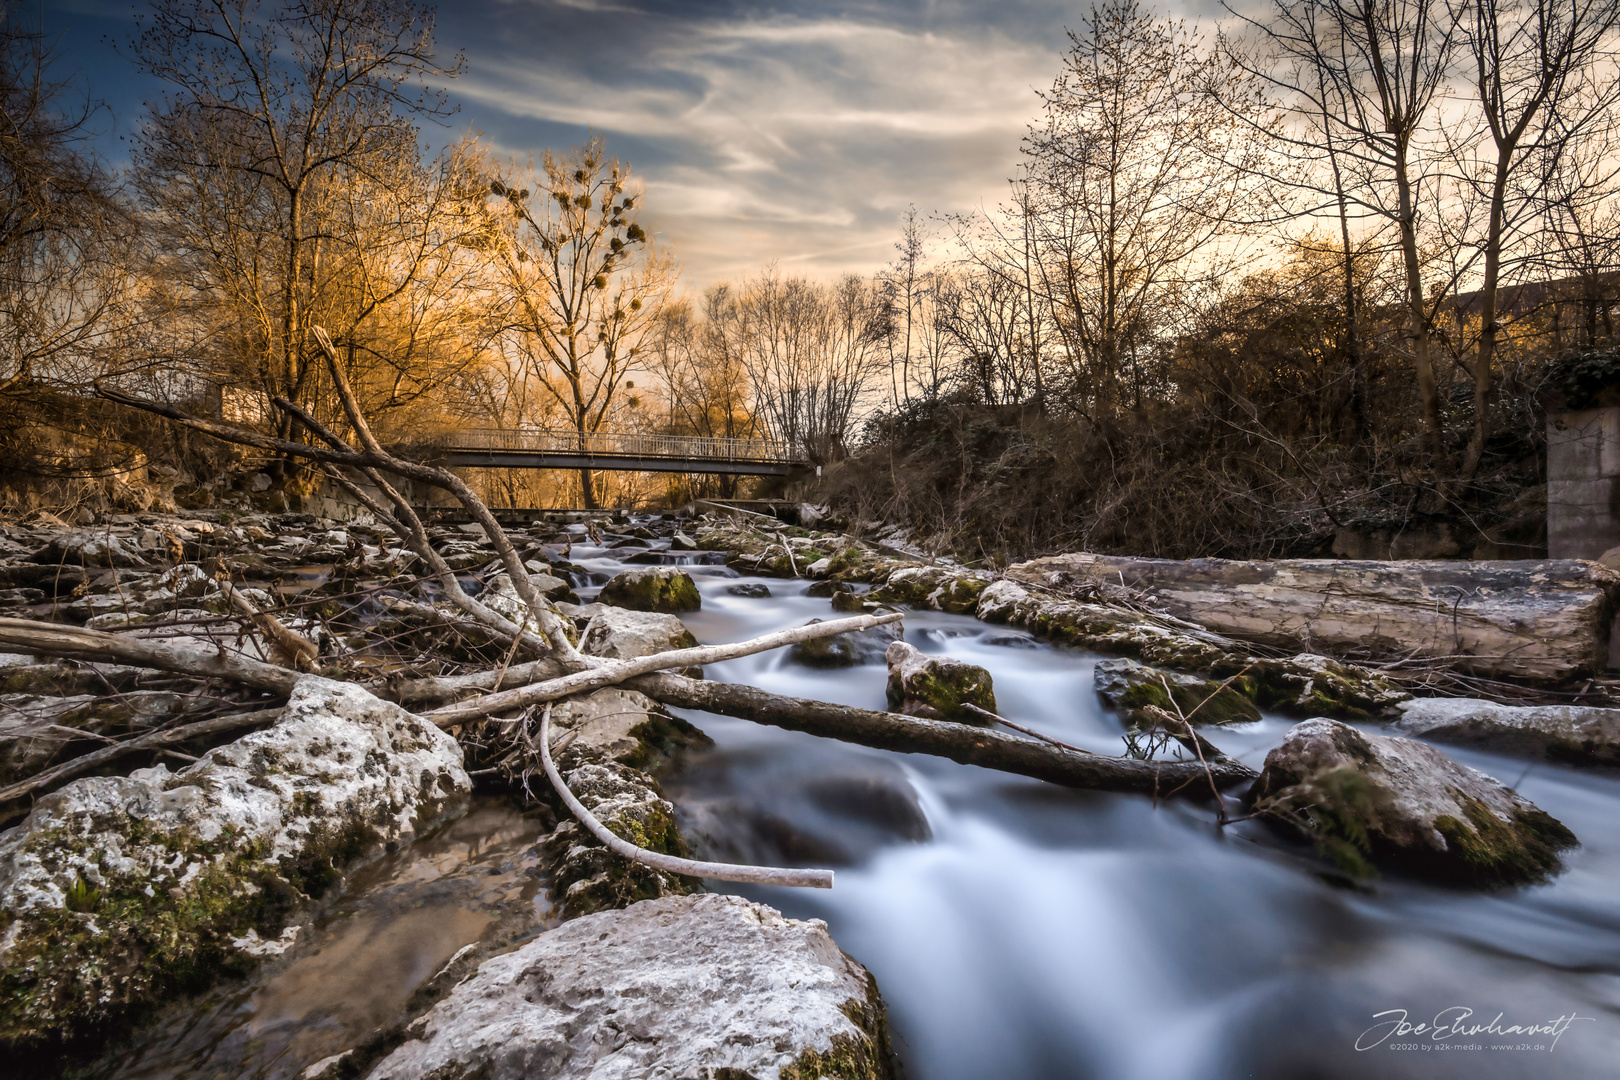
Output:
(89, 798), (549, 1080)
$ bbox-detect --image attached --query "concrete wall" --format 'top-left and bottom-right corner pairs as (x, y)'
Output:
(1548, 406), (1620, 559)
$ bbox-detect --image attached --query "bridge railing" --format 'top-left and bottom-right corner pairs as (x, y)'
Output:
(431, 428), (801, 463)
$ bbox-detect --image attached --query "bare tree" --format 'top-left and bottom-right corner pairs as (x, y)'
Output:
(1024, 0), (1270, 415)
(485, 137), (674, 508)
(129, 0), (464, 446)
(733, 267), (886, 466)
(1223, 0), (1467, 467)
(1452, 0), (1620, 477)
(0, 4), (135, 404)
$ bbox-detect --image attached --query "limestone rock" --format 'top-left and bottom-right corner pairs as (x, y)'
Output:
(0, 676), (469, 1053)
(867, 565), (992, 614)
(669, 531), (700, 551)
(548, 686), (711, 774)
(1392, 697), (1620, 766)
(726, 582), (771, 598)
(1249, 718), (1576, 886)
(580, 606), (699, 662)
(597, 567), (702, 613)
(368, 893), (892, 1080)
(787, 617), (901, 668)
(1010, 552), (1619, 682)
(481, 572), (578, 642)
(884, 640), (997, 724)
(975, 580), (1404, 719)
(1093, 657), (1260, 728)
(28, 532), (149, 569)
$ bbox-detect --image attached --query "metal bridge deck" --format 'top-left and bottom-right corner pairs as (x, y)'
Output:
(417, 429), (809, 476)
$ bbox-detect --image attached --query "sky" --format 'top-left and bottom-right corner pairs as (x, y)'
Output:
(38, 0), (1213, 291)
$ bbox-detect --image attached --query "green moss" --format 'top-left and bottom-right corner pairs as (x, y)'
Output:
(598, 569), (702, 613)
(888, 657), (997, 724)
(1432, 792), (1578, 888)
(623, 710), (714, 773)
(1117, 677), (1259, 728)
(779, 975), (895, 1080)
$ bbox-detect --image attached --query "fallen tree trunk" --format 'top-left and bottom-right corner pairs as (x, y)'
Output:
(0, 617), (302, 695)
(627, 672), (1256, 794)
(423, 612), (905, 725)
(1011, 553), (1619, 682)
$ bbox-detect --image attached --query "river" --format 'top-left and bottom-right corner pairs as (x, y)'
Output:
(90, 526), (1620, 1079)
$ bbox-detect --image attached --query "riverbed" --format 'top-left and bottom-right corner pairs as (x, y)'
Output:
(90, 528), (1620, 1079)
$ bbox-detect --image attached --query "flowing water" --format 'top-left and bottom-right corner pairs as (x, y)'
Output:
(95, 531), (1620, 1079)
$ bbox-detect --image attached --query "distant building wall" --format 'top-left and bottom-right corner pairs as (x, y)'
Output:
(1547, 406), (1620, 559)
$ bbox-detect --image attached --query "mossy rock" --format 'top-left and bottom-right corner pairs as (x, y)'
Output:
(1248, 718), (1577, 887)
(1094, 658), (1260, 728)
(884, 641), (996, 724)
(597, 568), (702, 613)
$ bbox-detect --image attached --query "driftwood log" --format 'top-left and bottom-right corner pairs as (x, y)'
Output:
(0, 618), (302, 695)
(1012, 553), (1620, 682)
(627, 672), (1257, 793)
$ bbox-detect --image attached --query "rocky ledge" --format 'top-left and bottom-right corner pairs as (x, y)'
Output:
(0, 675), (469, 1057)
(369, 892), (893, 1080)
(1391, 698), (1620, 767)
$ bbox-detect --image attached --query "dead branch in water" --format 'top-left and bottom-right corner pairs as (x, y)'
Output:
(626, 672), (1257, 794)
(535, 703), (834, 889)
(423, 612), (906, 725)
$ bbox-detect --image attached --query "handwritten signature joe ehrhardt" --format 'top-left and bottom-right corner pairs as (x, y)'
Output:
(1356, 1008), (1594, 1051)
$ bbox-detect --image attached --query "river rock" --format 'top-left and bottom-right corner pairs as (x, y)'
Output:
(28, 532), (149, 570)
(726, 582), (771, 598)
(367, 893), (892, 1080)
(0, 675), (469, 1055)
(867, 564), (992, 614)
(579, 606), (699, 662)
(1248, 718), (1577, 886)
(885, 640), (997, 724)
(788, 616), (902, 668)
(669, 531), (700, 551)
(1392, 698), (1620, 766)
(481, 572), (578, 641)
(549, 687), (712, 774)
(1094, 657), (1260, 728)
(597, 567), (702, 613)
(975, 580), (1405, 719)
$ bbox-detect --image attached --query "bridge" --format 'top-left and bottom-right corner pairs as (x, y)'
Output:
(419, 428), (812, 477)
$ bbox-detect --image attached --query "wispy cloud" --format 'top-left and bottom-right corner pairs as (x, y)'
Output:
(438, 2), (1065, 287)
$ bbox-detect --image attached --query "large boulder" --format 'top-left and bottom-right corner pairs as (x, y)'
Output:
(866, 565), (992, 614)
(368, 893), (893, 1080)
(1249, 718), (1577, 886)
(1392, 698), (1620, 767)
(0, 676), (469, 1055)
(787, 617), (901, 668)
(1093, 657), (1260, 728)
(884, 640), (997, 725)
(579, 606), (699, 662)
(597, 567), (702, 613)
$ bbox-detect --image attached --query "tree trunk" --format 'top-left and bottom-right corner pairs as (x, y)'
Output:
(628, 672), (1256, 794)
(1011, 553), (1619, 682)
